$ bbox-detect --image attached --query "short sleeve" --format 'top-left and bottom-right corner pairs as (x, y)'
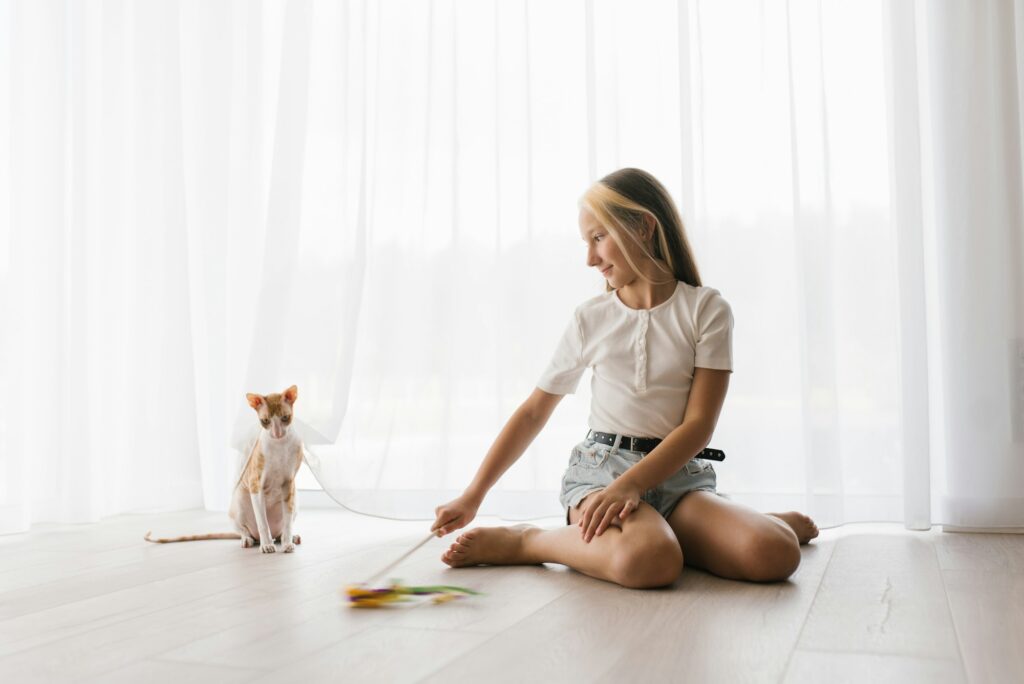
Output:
(694, 291), (734, 371)
(537, 311), (587, 394)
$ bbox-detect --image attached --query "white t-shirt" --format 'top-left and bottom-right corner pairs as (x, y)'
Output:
(537, 281), (734, 439)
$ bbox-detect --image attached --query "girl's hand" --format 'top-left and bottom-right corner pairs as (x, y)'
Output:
(432, 492), (482, 537)
(578, 478), (642, 543)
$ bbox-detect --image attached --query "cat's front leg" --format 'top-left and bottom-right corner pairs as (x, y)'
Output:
(249, 490), (276, 553)
(280, 480), (297, 553)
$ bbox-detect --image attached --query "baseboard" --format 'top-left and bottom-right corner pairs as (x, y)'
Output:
(939, 495), (1024, 530)
(297, 489), (340, 509)
(941, 525), (1024, 534)
(297, 488), (564, 520)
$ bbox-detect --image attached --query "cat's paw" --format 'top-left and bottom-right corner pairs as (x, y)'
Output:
(282, 543), (296, 553)
(260, 542), (276, 554)
(241, 537), (256, 549)
(292, 534), (301, 545)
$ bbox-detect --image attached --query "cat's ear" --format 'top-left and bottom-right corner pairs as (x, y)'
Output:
(246, 393), (264, 410)
(283, 385), (298, 405)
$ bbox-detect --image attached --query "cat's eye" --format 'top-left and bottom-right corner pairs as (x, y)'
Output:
(282, 415), (291, 423)
(261, 419), (270, 427)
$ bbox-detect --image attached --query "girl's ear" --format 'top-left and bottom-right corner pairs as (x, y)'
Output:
(642, 213), (657, 241)
(246, 393), (263, 410)
(283, 385), (298, 405)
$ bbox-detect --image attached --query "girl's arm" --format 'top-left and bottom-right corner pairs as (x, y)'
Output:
(464, 388), (563, 502)
(432, 388), (562, 535)
(577, 367), (730, 541)
(619, 367), (731, 492)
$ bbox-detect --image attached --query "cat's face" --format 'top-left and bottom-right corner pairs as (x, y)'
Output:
(246, 385), (298, 439)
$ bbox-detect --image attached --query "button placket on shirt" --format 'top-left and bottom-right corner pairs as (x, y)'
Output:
(635, 310), (650, 392)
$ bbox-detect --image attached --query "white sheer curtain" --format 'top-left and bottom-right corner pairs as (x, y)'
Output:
(886, 0), (1024, 530)
(2, 0), (1021, 535)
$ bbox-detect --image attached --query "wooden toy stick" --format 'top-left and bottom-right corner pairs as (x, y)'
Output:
(362, 532), (436, 586)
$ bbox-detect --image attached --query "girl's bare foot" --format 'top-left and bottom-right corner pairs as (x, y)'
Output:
(766, 511), (819, 545)
(441, 525), (540, 567)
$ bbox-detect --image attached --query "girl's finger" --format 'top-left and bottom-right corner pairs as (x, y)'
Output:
(585, 504), (607, 541)
(582, 505), (597, 539)
(434, 513), (460, 535)
(581, 503), (596, 532)
(596, 505), (618, 537)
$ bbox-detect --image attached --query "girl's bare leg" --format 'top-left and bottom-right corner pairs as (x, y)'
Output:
(667, 491), (807, 582)
(764, 511), (819, 544)
(441, 499), (683, 589)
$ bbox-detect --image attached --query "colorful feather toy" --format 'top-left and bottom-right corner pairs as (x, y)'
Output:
(342, 532), (481, 608)
(343, 582), (481, 608)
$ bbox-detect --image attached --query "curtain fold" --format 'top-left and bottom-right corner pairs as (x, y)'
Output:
(914, 0), (1024, 529)
(883, 0), (932, 531)
(2, 0), (1022, 535)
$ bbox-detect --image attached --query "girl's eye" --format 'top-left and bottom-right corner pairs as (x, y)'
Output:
(593, 235), (603, 242)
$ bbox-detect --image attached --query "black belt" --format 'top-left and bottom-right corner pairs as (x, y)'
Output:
(587, 430), (726, 461)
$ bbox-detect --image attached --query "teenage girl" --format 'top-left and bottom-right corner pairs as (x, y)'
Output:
(430, 168), (818, 588)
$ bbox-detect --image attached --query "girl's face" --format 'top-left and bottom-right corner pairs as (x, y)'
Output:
(579, 208), (643, 288)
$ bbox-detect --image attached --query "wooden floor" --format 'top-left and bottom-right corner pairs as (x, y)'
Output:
(0, 508), (1021, 683)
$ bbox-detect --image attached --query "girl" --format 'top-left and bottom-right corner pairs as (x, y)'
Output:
(431, 168), (818, 588)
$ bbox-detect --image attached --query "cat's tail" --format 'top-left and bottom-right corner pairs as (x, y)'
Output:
(144, 531), (241, 543)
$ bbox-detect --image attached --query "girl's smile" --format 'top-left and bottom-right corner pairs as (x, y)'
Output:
(581, 208), (630, 284)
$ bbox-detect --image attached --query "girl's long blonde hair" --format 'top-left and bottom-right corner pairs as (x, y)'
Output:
(581, 168), (701, 292)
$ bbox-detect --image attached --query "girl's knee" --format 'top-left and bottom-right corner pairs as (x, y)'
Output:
(741, 530), (801, 582)
(611, 536), (683, 589)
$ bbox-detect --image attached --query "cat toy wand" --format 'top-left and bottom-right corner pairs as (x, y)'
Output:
(342, 532), (481, 608)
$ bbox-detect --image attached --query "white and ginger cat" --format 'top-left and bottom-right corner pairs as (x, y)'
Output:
(144, 385), (304, 553)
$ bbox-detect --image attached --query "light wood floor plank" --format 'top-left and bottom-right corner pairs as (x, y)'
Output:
(423, 581), (681, 683)
(792, 532), (964, 663)
(933, 530), (1024, 572)
(783, 650), (966, 683)
(942, 569), (1024, 683)
(80, 658), (259, 684)
(599, 538), (837, 683)
(250, 626), (495, 684)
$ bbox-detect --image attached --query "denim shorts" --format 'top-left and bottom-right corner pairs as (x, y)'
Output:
(559, 437), (718, 524)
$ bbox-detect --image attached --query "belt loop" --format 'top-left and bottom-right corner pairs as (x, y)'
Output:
(611, 433), (622, 455)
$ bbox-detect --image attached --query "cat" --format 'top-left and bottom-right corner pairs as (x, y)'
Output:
(144, 385), (304, 553)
